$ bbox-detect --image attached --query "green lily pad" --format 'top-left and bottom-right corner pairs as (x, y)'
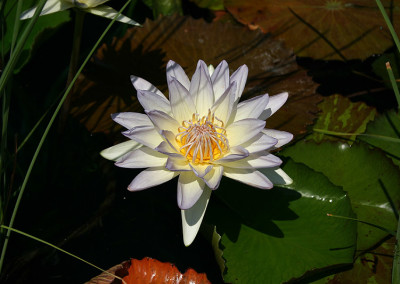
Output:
(2, 0), (70, 73)
(208, 159), (356, 283)
(359, 109), (400, 167)
(282, 141), (400, 251)
(310, 94), (376, 144)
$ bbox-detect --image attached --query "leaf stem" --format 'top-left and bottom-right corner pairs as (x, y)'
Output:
(386, 62), (400, 111)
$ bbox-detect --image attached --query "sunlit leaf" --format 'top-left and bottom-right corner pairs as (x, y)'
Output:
(359, 109), (400, 167)
(282, 141), (400, 251)
(208, 159), (356, 283)
(224, 0), (400, 60)
(309, 94), (376, 143)
(70, 15), (320, 136)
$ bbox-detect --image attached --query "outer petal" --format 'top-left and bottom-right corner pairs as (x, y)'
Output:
(189, 163), (213, 178)
(100, 140), (142, 161)
(166, 157), (191, 171)
(166, 60), (190, 90)
(222, 152), (282, 169)
(203, 165), (223, 189)
(211, 60), (229, 101)
(181, 187), (212, 246)
(85, 5), (140, 25)
(155, 141), (182, 158)
(189, 60), (214, 116)
(111, 112), (152, 129)
(262, 129), (293, 148)
(168, 77), (196, 123)
(128, 167), (178, 191)
(177, 172), (205, 210)
(230, 64), (248, 101)
(226, 119), (266, 147)
(130, 75), (164, 97)
(260, 167), (293, 185)
(146, 110), (180, 134)
(20, 0), (73, 20)
(123, 125), (163, 149)
(77, 0), (110, 8)
(259, 92), (288, 120)
(115, 147), (167, 168)
(137, 90), (171, 114)
(213, 146), (249, 164)
(223, 168), (273, 189)
(235, 94), (270, 121)
(240, 132), (278, 153)
(211, 82), (236, 124)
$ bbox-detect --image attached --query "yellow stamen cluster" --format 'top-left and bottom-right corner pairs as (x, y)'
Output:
(176, 110), (229, 164)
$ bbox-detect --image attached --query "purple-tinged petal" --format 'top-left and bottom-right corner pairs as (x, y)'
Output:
(203, 166), (223, 189)
(259, 167), (293, 185)
(230, 64), (248, 101)
(223, 168), (273, 189)
(181, 186), (212, 246)
(226, 118), (266, 147)
(262, 129), (293, 148)
(166, 157), (191, 171)
(146, 110), (180, 134)
(259, 92), (288, 120)
(235, 93), (270, 121)
(240, 132), (278, 153)
(168, 77), (196, 124)
(214, 146), (249, 164)
(211, 60), (229, 101)
(166, 60), (190, 90)
(177, 172), (205, 210)
(190, 60), (214, 116)
(189, 163), (213, 178)
(155, 141), (181, 158)
(128, 167), (178, 191)
(130, 75), (164, 97)
(111, 112), (152, 129)
(222, 152), (282, 169)
(137, 89), (171, 114)
(115, 147), (167, 168)
(122, 125), (163, 149)
(211, 82), (236, 124)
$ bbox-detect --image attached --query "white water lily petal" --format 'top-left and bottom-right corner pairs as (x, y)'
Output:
(190, 60), (214, 116)
(223, 168), (273, 189)
(190, 163), (213, 178)
(20, 0), (73, 20)
(259, 92), (289, 120)
(223, 152), (282, 169)
(211, 82), (236, 124)
(208, 64), (215, 76)
(203, 166), (223, 189)
(128, 167), (178, 191)
(100, 140), (142, 161)
(262, 129), (293, 148)
(123, 125), (163, 149)
(86, 5), (140, 25)
(226, 118), (266, 147)
(211, 60), (229, 101)
(181, 187), (212, 246)
(137, 89), (171, 114)
(259, 167), (293, 185)
(76, 0), (110, 8)
(159, 130), (181, 152)
(146, 110), (180, 134)
(168, 77), (196, 124)
(130, 75), (164, 97)
(155, 141), (181, 158)
(111, 112), (152, 129)
(214, 146), (249, 164)
(230, 64), (248, 101)
(240, 132), (278, 153)
(235, 93), (270, 121)
(166, 157), (191, 171)
(177, 172), (205, 210)
(166, 60), (190, 90)
(116, 147), (167, 168)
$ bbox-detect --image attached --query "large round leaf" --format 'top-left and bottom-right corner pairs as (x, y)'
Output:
(282, 141), (400, 251)
(208, 159), (356, 283)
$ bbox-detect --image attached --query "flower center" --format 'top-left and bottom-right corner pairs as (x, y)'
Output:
(175, 110), (229, 164)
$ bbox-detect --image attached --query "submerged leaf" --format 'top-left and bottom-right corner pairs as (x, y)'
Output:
(282, 141), (400, 251)
(71, 15), (320, 136)
(224, 0), (400, 60)
(209, 159), (356, 283)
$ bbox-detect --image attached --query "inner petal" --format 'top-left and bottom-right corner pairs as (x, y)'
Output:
(175, 110), (229, 164)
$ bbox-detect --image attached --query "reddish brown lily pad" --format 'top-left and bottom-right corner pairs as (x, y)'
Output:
(224, 0), (400, 60)
(71, 15), (320, 137)
(85, 257), (210, 284)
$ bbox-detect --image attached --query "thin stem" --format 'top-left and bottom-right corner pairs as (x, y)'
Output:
(0, 0), (132, 273)
(376, 0), (400, 54)
(313, 128), (400, 143)
(386, 62), (400, 111)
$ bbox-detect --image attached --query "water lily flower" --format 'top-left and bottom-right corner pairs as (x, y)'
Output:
(101, 60), (293, 246)
(20, 0), (139, 25)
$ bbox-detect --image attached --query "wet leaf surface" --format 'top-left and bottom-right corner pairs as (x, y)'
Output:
(70, 15), (320, 137)
(224, 0), (400, 60)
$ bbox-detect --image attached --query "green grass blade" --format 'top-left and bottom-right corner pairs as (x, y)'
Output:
(0, 0), (47, 98)
(386, 62), (400, 111)
(11, 0), (24, 54)
(0, 0), (133, 273)
(376, 0), (400, 54)
(393, 217), (400, 283)
(313, 128), (400, 143)
(0, 225), (126, 283)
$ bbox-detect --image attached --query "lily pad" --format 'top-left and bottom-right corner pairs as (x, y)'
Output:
(224, 0), (400, 60)
(359, 109), (400, 167)
(70, 15), (320, 137)
(282, 141), (400, 251)
(309, 94), (376, 143)
(208, 159), (356, 283)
